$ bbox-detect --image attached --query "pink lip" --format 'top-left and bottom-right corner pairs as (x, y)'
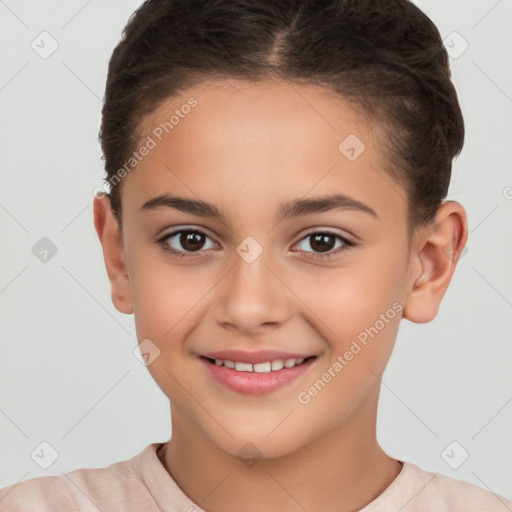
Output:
(199, 355), (317, 396)
(200, 349), (314, 365)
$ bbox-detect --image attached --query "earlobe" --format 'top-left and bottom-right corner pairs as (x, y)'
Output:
(93, 195), (133, 315)
(403, 201), (468, 324)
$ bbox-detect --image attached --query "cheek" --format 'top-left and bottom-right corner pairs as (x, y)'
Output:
(294, 296), (402, 435)
(289, 248), (406, 335)
(289, 245), (406, 392)
(128, 263), (206, 402)
(128, 250), (209, 340)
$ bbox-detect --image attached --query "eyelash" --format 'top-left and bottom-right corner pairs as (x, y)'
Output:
(156, 227), (354, 261)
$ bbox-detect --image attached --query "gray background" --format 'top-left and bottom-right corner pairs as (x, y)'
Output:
(1, 0), (511, 501)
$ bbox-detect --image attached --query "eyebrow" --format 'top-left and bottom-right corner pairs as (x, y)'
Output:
(140, 193), (378, 220)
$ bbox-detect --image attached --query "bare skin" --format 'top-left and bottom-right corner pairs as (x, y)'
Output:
(94, 77), (467, 512)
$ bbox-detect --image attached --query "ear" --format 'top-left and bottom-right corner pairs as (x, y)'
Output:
(403, 201), (468, 323)
(93, 194), (133, 314)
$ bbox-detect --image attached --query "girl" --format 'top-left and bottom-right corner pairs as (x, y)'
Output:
(1, 0), (510, 510)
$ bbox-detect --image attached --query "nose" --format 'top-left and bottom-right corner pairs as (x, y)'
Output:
(213, 246), (292, 335)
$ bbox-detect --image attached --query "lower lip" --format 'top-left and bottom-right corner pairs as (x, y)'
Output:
(200, 356), (317, 395)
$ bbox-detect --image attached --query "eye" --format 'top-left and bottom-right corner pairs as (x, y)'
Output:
(293, 230), (354, 260)
(156, 227), (354, 261)
(157, 228), (219, 258)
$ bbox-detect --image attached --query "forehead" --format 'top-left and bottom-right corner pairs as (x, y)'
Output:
(123, 78), (406, 229)
(142, 77), (372, 148)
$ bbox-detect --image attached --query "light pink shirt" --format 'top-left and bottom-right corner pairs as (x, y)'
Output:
(1, 442), (511, 511)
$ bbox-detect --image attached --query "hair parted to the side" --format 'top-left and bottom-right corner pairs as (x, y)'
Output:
(99, 0), (464, 233)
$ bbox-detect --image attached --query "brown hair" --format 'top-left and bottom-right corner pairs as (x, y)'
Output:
(99, 0), (464, 232)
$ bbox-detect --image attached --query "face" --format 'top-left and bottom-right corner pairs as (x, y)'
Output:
(106, 78), (420, 458)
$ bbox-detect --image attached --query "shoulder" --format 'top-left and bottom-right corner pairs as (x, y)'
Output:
(407, 462), (512, 511)
(0, 444), (159, 512)
(0, 474), (76, 511)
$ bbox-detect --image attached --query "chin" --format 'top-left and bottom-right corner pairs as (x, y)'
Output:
(207, 424), (312, 463)
(228, 439), (299, 462)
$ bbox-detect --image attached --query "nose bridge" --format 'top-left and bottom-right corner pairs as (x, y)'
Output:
(213, 236), (290, 332)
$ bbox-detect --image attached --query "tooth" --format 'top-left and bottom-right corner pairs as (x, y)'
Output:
(271, 359), (284, 371)
(235, 362), (253, 372)
(214, 358), (307, 372)
(253, 362), (272, 373)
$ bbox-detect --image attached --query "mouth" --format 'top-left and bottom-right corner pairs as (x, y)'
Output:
(199, 354), (318, 395)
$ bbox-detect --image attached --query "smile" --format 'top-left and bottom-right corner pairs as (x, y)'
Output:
(199, 355), (318, 395)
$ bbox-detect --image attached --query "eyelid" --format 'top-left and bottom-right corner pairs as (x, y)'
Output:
(156, 225), (219, 243)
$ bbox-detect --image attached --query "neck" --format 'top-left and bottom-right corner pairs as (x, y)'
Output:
(158, 393), (402, 512)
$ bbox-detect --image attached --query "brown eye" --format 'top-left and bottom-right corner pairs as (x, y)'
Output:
(308, 233), (337, 253)
(159, 229), (218, 256)
(294, 230), (353, 259)
(179, 231), (206, 252)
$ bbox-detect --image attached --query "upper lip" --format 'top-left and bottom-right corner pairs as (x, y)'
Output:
(200, 350), (316, 365)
